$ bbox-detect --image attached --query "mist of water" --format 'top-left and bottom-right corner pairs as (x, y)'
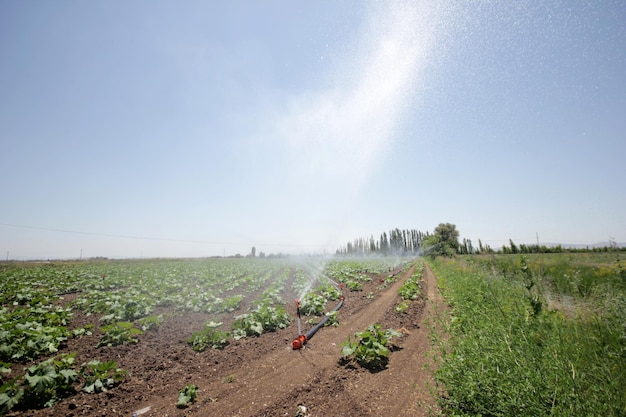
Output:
(273, 1), (454, 251)
(280, 1), (449, 177)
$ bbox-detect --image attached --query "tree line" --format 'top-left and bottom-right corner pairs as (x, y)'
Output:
(335, 228), (427, 256)
(337, 223), (625, 258)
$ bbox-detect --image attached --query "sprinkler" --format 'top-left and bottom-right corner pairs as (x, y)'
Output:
(292, 296), (345, 350)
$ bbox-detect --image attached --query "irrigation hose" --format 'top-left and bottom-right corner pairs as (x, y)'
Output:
(292, 296), (344, 350)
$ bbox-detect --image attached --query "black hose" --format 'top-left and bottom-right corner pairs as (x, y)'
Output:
(304, 297), (344, 340)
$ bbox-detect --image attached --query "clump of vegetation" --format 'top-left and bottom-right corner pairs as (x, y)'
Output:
(430, 254), (626, 416)
(96, 322), (143, 348)
(397, 266), (422, 301)
(80, 360), (126, 393)
(136, 314), (164, 332)
(341, 324), (402, 370)
(176, 384), (199, 408)
(422, 223), (459, 258)
(221, 374), (235, 384)
(220, 295), (244, 312)
(318, 284), (341, 301)
(394, 263), (423, 313)
(324, 311), (339, 327)
(299, 293), (327, 316)
(232, 304), (290, 339)
(344, 280), (362, 291)
(14, 353), (77, 411)
(187, 322), (230, 351)
(394, 299), (411, 313)
(0, 305), (72, 362)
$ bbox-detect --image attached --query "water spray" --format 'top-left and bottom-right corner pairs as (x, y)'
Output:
(295, 299), (302, 336)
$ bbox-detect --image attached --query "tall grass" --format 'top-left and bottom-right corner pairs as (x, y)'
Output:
(430, 254), (625, 416)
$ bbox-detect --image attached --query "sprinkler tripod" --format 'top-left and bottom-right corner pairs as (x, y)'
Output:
(292, 295), (345, 350)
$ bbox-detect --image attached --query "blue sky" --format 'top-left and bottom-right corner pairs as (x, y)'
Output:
(1, 1), (625, 259)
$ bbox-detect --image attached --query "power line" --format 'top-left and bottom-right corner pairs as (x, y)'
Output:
(0, 222), (324, 248)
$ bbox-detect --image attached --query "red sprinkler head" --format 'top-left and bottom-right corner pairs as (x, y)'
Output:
(292, 334), (307, 350)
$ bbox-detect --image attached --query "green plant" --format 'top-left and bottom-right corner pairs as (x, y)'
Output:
(0, 363), (10, 380)
(0, 378), (23, 415)
(324, 311), (339, 327)
(221, 374), (235, 383)
(232, 304), (290, 340)
(299, 293), (327, 316)
(341, 324), (401, 370)
(22, 353), (78, 408)
(80, 360), (126, 393)
(398, 275), (421, 300)
(136, 314), (164, 332)
(0, 305), (72, 362)
(395, 299), (411, 313)
(176, 384), (198, 408)
(430, 256), (626, 416)
(344, 280), (362, 292)
(220, 295), (244, 312)
(187, 322), (230, 351)
(96, 322), (143, 348)
(71, 324), (94, 338)
(318, 284), (341, 301)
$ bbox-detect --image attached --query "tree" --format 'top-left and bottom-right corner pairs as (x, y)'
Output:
(423, 223), (460, 258)
(250, 246), (256, 258)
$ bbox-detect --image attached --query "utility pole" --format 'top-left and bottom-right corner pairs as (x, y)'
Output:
(536, 232), (539, 246)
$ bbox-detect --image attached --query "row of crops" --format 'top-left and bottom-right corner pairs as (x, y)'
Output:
(0, 256), (411, 414)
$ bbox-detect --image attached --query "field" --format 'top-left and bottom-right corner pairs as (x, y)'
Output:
(4, 252), (623, 416)
(0, 257), (439, 417)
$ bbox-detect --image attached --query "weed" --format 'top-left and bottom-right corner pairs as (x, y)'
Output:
(221, 375), (235, 383)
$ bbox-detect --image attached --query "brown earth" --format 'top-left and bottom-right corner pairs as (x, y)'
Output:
(12, 263), (445, 417)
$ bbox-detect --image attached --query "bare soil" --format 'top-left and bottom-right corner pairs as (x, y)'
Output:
(12, 263), (444, 417)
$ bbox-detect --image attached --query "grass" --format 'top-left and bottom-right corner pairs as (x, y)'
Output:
(429, 253), (626, 416)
